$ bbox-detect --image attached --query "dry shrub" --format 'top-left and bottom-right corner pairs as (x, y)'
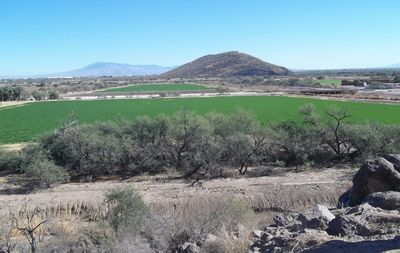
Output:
(143, 195), (255, 251)
(47, 215), (83, 238)
(0, 204), (111, 253)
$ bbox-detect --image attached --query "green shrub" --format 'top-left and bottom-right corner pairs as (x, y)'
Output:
(31, 91), (45, 101)
(0, 151), (22, 172)
(105, 187), (147, 234)
(48, 90), (60, 100)
(24, 157), (69, 188)
(40, 124), (122, 180)
(268, 120), (314, 166)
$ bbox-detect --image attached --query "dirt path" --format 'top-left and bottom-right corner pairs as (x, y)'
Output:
(0, 143), (28, 152)
(0, 101), (30, 109)
(0, 168), (355, 213)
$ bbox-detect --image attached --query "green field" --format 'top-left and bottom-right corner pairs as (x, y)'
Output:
(0, 96), (399, 144)
(100, 83), (211, 93)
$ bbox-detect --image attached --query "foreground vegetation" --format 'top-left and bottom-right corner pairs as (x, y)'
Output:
(0, 185), (262, 253)
(100, 83), (211, 93)
(1, 96), (399, 143)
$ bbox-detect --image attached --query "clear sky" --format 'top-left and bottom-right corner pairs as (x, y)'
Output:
(1, 0), (400, 75)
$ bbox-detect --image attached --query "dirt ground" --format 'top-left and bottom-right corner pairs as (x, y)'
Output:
(0, 167), (356, 215)
(0, 101), (30, 109)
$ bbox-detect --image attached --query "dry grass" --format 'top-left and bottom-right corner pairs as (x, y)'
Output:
(44, 200), (108, 220)
(250, 183), (347, 213)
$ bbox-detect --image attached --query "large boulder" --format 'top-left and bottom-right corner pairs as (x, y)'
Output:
(300, 236), (400, 253)
(349, 157), (400, 206)
(364, 191), (400, 210)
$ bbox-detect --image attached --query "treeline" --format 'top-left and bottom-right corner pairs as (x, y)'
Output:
(0, 85), (24, 101)
(1, 106), (399, 187)
(234, 77), (337, 87)
(0, 85), (61, 102)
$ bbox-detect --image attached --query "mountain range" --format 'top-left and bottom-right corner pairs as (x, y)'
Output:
(386, 63), (400, 68)
(51, 62), (174, 77)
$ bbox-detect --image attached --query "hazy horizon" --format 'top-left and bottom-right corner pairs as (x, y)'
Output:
(1, 0), (400, 76)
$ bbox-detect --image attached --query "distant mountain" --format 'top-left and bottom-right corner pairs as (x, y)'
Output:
(52, 62), (174, 77)
(161, 51), (291, 78)
(386, 63), (400, 68)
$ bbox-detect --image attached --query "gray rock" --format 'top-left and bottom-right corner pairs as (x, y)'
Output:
(328, 203), (400, 237)
(384, 154), (400, 171)
(316, 204), (335, 221)
(298, 205), (335, 230)
(327, 214), (373, 237)
(248, 227), (334, 253)
(273, 213), (297, 227)
(298, 214), (329, 230)
(365, 191), (400, 210)
(204, 233), (218, 243)
(349, 157), (400, 206)
(200, 233), (218, 250)
(252, 230), (265, 238)
(179, 242), (200, 253)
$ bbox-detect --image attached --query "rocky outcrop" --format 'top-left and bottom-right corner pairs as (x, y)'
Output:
(249, 203), (400, 253)
(248, 155), (400, 253)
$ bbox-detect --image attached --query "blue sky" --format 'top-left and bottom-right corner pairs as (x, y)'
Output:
(1, 0), (400, 75)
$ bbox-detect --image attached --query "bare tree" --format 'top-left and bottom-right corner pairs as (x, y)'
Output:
(300, 104), (352, 156)
(12, 207), (47, 253)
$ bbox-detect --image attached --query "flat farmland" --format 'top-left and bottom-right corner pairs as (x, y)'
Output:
(100, 83), (211, 93)
(0, 96), (399, 144)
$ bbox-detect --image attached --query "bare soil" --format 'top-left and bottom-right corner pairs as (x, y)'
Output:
(0, 167), (355, 214)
